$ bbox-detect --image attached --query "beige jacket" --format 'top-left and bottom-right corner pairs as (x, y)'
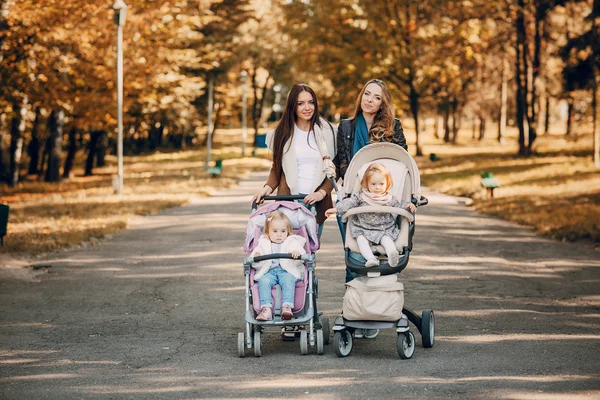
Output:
(265, 117), (336, 195)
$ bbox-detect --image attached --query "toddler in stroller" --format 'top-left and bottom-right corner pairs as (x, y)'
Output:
(238, 197), (330, 357)
(330, 143), (435, 359)
(326, 163), (416, 268)
(251, 211), (306, 321)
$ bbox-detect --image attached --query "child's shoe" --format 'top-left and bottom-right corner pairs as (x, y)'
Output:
(281, 305), (294, 320)
(256, 307), (273, 321)
(388, 251), (400, 267)
(365, 258), (379, 267)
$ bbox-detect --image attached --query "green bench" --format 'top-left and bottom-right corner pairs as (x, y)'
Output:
(0, 204), (8, 246)
(208, 159), (223, 178)
(252, 134), (268, 156)
(480, 172), (500, 198)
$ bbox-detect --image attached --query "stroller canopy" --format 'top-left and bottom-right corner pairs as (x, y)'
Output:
(244, 201), (319, 253)
(342, 143), (421, 200)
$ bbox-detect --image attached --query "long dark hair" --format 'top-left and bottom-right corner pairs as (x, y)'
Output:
(352, 79), (395, 143)
(272, 83), (322, 172)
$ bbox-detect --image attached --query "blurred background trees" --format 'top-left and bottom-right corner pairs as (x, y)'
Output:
(0, 0), (598, 187)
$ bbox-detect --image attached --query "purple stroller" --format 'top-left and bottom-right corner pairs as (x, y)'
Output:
(238, 196), (330, 357)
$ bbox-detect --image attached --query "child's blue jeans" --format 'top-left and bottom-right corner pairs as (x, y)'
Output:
(258, 267), (299, 309)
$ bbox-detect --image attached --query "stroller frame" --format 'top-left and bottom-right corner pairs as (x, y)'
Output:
(237, 195), (330, 357)
(331, 143), (435, 358)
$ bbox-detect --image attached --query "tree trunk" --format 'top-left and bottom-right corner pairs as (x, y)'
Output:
(443, 101), (451, 143)
(62, 127), (78, 178)
(565, 94), (574, 136)
(96, 130), (107, 167)
(527, 6), (543, 153)
(472, 117), (477, 139)
(450, 98), (459, 144)
(9, 99), (27, 187)
(592, 0), (599, 167)
(409, 85), (422, 156)
(149, 122), (164, 150)
(134, 127), (145, 155)
(201, 102), (222, 147)
(27, 106), (41, 175)
(251, 70), (271, 145)
(479, 116), (486, 140)
(594, 77), (599, 168)
(38, 136), (51, 181)
(85, 130), (101, 176)
(544, 95), (551, 135)
(516, 0), (528, 155)
(498, 57), (509, 143)
(45, 109), (64, 182)
(0, 113), (8, 182)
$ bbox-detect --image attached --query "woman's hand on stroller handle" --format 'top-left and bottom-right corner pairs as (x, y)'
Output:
(303, 189), (325, 205)
(250, 194), (310, 211)
(251, 185), (273, 206)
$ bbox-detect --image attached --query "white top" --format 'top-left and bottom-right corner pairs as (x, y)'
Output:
(293, 124), (320, 195)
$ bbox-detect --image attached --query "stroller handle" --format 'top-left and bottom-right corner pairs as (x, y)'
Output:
(341, 206), (414, 223)
(245, 253), (314, 264)
(417, 195), (429, 206)
(251, 195), (307, 211)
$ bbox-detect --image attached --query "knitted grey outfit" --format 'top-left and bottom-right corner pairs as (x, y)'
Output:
(337, 193), (407, 245)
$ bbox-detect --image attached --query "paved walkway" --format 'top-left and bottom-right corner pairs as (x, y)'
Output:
(1, 172), (599, 399)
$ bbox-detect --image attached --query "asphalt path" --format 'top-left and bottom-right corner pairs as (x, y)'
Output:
(1, 172), (599, 399)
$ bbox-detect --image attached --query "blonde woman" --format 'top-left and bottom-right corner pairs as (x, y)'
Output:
(335, 79), (407, 179)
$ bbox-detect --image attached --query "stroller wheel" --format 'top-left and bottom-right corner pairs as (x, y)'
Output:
(321, 317), (330, 345)
(421, 310), (435, 348)
(316, 329), (324, 355)
(237, 332), (246, 357)
(333, 330), (353, 357)
(299, 330), (308, 355)
(397, 331), (416, 359)
(253, 331), (262, 357)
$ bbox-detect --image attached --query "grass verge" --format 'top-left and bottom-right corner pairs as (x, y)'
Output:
(1, 144), (271, 256)
(418, 133), (599, 244)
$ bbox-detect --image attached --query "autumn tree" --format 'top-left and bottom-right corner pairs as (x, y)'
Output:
(561, 0), (599, 166)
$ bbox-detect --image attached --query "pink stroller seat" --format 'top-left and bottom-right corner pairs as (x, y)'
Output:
(244, 202), (319, 316)
(249, 226), (310, 313)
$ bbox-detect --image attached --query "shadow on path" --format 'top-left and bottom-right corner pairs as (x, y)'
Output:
(1, 172), (599, 399)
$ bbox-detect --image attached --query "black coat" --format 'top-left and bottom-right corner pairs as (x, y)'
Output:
(335, 117), (407, 179)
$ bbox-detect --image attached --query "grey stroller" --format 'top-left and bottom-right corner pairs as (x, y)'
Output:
(332, 143), (434, 358)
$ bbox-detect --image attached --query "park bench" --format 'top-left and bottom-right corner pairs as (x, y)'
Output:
(0, 204), (8, 245)
(252, 134), (268, 156)
(480, 171), (500, 198)
(208, 159), (223, 178)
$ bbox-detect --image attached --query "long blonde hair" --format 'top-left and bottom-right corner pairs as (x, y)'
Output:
(360, 163), (393, 193)
(264, 211), (292, 236)
(352, 79), (396, 143)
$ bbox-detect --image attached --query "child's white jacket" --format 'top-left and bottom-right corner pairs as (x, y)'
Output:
(251, 234), (306, 281)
